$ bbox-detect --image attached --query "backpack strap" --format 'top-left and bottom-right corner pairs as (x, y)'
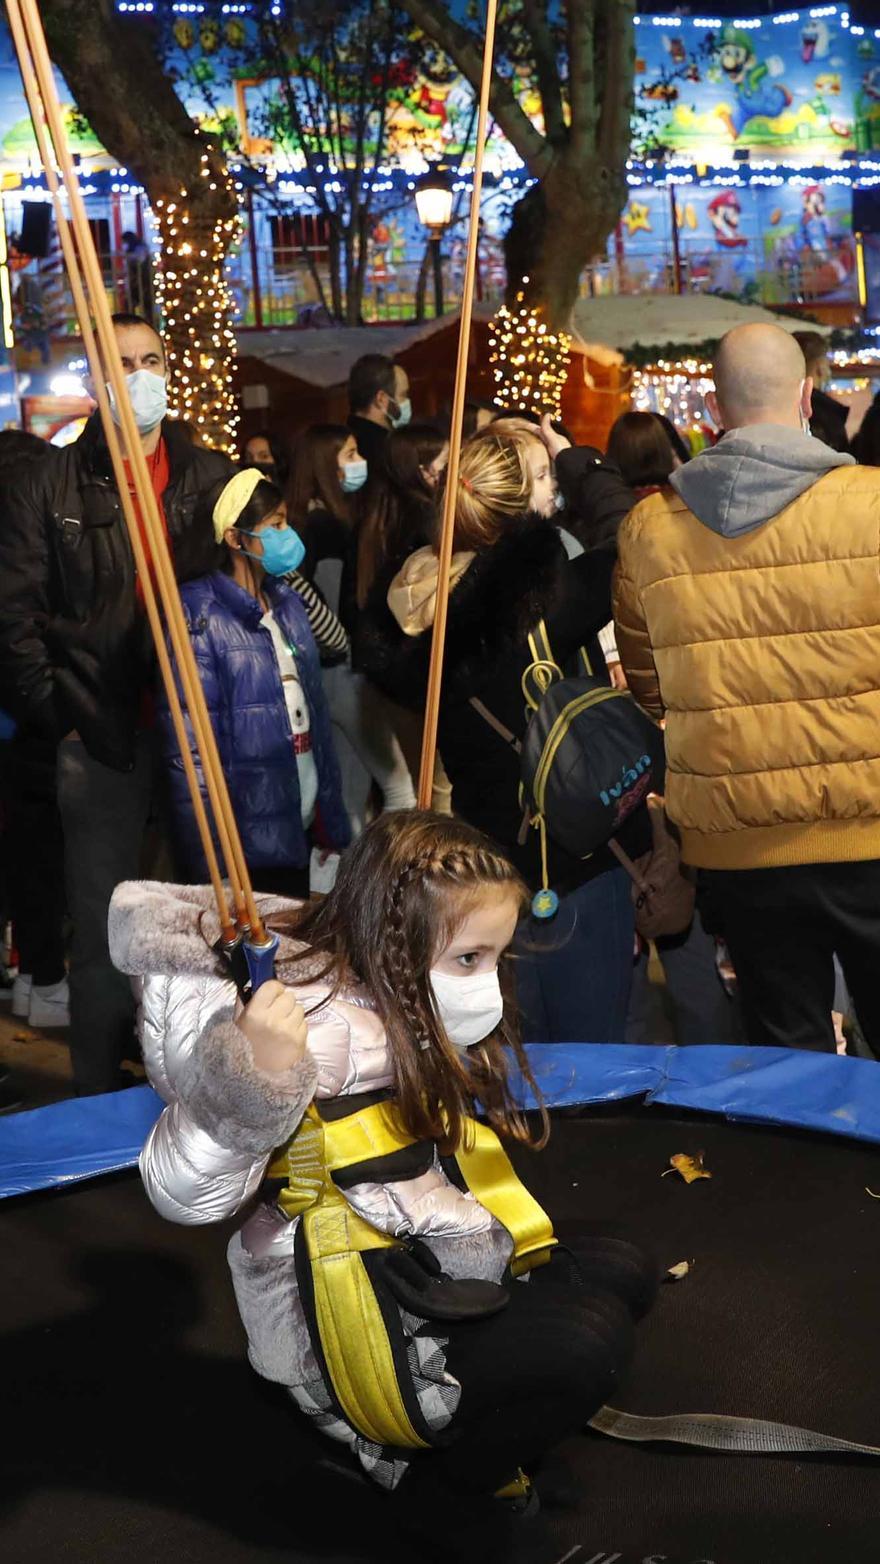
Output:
(523, 619), (562, 710)
(469, 697), (522, 754)
(525, 617), (594, 699)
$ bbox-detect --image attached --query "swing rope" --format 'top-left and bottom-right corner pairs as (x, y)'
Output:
(416, 0), (499, 808)
(8, 0), (270, 957)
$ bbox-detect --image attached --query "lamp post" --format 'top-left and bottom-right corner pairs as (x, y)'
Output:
(415, 165), (454, 319)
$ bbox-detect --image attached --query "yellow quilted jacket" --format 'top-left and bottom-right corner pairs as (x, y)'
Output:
(613, 462), (880, 871)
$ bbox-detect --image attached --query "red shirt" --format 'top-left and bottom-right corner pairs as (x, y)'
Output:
(122, 439), (170, 728)
(123, 438), (171, 605)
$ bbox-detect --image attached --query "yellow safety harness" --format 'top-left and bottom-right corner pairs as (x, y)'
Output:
(267, 1096), (556, 1450)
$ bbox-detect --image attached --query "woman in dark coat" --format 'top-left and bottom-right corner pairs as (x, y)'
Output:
(286, 424), (416, 831)
(357, 421), (645, 1045)
(355, 422), (448, 609)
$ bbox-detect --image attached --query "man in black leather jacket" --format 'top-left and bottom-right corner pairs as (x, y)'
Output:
(0, 313), (232, 1092)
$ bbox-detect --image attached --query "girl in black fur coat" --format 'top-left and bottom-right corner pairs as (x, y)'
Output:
(355, 420), (646, 1045)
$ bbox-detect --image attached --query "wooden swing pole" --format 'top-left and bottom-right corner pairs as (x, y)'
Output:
(417, 0), (499, 808)
(11, 0), (268, 942)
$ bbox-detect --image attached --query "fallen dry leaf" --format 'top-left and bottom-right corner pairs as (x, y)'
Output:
(662, 1151), (712, 1184)
(666, 1260), (692, 1281)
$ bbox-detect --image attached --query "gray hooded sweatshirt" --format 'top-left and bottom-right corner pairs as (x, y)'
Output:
(670, 423), (855, 538)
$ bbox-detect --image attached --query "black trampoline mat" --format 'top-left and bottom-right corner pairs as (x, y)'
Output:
(2, 1108), (879, 1564)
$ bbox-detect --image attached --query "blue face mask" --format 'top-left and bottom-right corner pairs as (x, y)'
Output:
(341, 457), (368, 494)
(239, 524), (306, 577)
(390, 396), (412, 429)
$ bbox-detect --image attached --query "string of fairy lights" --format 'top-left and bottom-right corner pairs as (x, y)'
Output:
(631, 357), (715, 429)
(152, 146), (242, 453)
(488, 284), (571, 418)
(632, 346), (880, 442)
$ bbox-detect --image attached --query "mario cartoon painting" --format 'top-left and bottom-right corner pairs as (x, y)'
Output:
(715, 25), (792, 140)
(708, 191), (748, 249)
(800, 185), (834, 253)
(798, 185), (853, 293)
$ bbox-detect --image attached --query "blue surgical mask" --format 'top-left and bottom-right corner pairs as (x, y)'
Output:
(341, 457), (368, 494)
(391, 396), (412, 429)
(239, 524), (306, 577)
(108, 368), (168, 434)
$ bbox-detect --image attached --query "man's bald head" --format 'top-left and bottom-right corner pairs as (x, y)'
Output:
(709, 324), (810, 434)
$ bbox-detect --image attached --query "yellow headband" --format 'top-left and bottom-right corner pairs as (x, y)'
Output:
(212, 468), (266, 543)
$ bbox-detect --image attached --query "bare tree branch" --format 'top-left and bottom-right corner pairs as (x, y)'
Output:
(567, 1), (598, 160)
(520, 0), (566, 147)
(397, 0), (553, 175)
(40, 0), (234, 218)
(596, 0), (636, 167)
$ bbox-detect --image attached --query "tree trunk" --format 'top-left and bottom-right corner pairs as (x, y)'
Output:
(351, 207), (371, 327)
(39, 0), (241, 449)
(397, 0), (635, 331)
(327, 229), (344, 322)
(343, 227), (358, 326)
(504, 153), (628, 329)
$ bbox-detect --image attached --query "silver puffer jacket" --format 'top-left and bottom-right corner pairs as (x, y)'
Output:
(109, 880), (513, 1485)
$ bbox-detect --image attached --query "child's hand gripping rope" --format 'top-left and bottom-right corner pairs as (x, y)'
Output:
(236, 979), (308, 1074)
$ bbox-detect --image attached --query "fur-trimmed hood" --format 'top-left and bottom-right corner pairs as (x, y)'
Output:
(109, 879), (307, 980)
(355, 511), (566, 707)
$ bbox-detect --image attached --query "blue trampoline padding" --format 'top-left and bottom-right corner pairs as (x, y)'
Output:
(0, 1084), (163, 1199)
(3, 1045), (880, 1199)
(520, 1043), (880, 1145)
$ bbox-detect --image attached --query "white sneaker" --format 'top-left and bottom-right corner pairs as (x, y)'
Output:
(28, 978), (70, 1030)
(11, 974), (32, 1018)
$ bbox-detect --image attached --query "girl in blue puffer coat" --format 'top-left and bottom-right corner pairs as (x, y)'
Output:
(159, 469), (350, 896)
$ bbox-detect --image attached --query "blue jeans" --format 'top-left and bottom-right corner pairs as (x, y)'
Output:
(626, 915), (743, 1046)
(514, 867), (634, 1044)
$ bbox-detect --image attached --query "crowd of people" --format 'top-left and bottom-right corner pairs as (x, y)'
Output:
(0, 311), (877, 1107)
(2, 308), (880, 1563)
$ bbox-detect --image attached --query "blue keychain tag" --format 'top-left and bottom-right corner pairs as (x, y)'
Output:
(531, 888), (559, 920)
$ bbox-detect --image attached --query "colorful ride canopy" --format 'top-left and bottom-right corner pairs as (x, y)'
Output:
(633, 7), (880, 162)
(1, 6), (877, 184)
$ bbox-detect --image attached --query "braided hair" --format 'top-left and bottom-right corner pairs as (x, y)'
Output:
(270, 811), (549, 1153)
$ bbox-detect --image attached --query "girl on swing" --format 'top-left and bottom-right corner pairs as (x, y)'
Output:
(110, 811), (656, 1564)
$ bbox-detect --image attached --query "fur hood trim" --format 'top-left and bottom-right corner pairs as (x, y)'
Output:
(359, 512), (564, 705)
(109, 880), (307, 980)
(387, 545), (476, 636)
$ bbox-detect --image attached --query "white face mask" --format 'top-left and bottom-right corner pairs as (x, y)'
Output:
(429, 966), (504, 1052)
(108, 368), (168, 434)
(340, 456), (368, 494)
(391, 396), (412, 429)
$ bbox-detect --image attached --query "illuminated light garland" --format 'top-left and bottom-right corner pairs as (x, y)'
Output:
(488, 285), (571, 418)
(632, 359), (715, 435)
(152, 147), (242, 453)
(633, 348), (880, 429)
(830, 346), (880, 368)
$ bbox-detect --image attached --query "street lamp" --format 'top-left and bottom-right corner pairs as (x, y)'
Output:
(415, 165), (454, 319)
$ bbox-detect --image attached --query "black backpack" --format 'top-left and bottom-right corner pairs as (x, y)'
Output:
(471, 619), (665, 917)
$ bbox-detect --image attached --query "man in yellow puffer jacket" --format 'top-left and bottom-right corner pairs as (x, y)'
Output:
(614, 323), (880, 1054)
